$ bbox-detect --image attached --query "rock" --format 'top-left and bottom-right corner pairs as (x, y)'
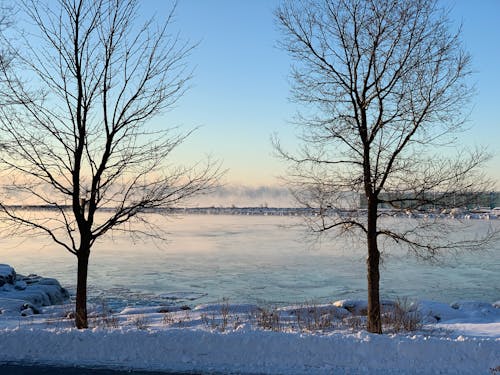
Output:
(451, 301), (493, 310)
(0, 298), (34, 316)
(23, 274), (41, 284)
(421, 314), (439, 324)
(333, 299), (396, 316)
(0, 265), (70, 317)
(14, 280), (27, 291)
(21, 281), (69, 305)
(14, 274), (70, 305)
(333, 300), (367, 315)
(21, 302), (40, 314)
(20, 302), (39, 316)
(450, 301), (499, 319)
(20, 307), (35, 316)
(415, 300), (466, 323)
(0, 264), (16, 287)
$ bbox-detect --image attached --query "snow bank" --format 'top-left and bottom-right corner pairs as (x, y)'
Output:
(0, 300), (498, 374)
(0, 327), (498, 374)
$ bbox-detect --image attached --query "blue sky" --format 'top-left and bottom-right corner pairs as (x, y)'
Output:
(147, 0), (500, 187)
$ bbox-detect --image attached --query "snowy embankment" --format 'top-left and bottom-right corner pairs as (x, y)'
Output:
(1, 326), (499, 374)
(1, 264), (499, 374)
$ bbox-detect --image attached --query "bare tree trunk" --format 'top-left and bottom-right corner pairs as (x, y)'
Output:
(366, 197), (382, 333)
(75, 251), (89, 329)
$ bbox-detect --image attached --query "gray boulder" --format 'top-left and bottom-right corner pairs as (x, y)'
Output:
(0, 264), (16, 287)
(0, 265), (70, 316)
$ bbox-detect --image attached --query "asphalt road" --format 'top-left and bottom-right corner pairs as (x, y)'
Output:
(0, 363), (204, 375)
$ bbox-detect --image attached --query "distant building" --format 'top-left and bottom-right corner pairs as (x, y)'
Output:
(358, 191), (499, 210)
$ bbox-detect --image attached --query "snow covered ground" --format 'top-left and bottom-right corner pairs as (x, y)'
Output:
(1, 265), (499, 374)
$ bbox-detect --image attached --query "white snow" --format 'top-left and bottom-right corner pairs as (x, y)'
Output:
(0, 264), (499, 374)
(0, 299), (499, 373)
(0, 326), (498, 375)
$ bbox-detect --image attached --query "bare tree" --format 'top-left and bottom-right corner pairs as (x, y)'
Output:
(0, 2), (13, 81)
(0, 0), (220, 329)
(275, 0), (495, 333)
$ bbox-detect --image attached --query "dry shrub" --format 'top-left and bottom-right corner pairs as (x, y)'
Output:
(293, 304), (335, 332)
(220, 298), (230, 331)
(88, 300), (119, 329)
(382, 298), (422, 333)
(255, 307), (282, 332)
(343, 315), (365, 332)
(162, 311), (175, 326)
(131, 314), (149, 330)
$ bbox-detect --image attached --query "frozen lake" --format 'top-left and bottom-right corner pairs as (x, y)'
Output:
(1, 214), (499, 308)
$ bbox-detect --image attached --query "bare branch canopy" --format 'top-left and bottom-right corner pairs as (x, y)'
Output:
(275, 0), (495, 333)
(0, 0), (221, 328)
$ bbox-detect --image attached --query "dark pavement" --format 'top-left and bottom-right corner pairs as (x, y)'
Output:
(0, 363), (204, 375)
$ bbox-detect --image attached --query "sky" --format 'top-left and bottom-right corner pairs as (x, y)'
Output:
(146, 0), (294, 187)
(7, 0), (499, 198)
(138, 0), (500, 189)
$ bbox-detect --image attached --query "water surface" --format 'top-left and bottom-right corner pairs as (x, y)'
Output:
(1, 214), (499, 308)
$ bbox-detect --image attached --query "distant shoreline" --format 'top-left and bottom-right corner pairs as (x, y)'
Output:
(4, 205), (500, 218)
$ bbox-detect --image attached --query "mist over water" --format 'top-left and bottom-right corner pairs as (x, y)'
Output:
(1, 214), (499, 309)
